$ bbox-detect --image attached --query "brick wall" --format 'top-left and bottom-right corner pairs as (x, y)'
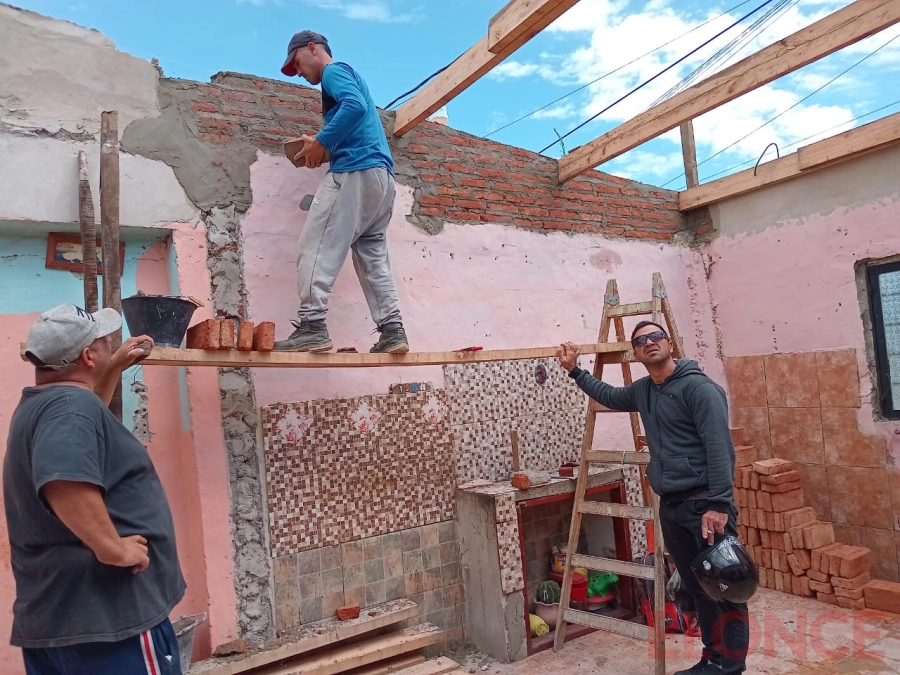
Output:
(180, 71), (686, 239)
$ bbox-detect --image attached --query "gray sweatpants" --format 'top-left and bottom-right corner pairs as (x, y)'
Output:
(296, 167), (402, 327)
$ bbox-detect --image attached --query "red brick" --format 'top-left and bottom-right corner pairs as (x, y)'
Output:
(863, 580), (900, 614)
(431, 148), (462, 159)
(568, 180), (595, 192)
(771, 489), (804, 513)
(828, 545), (852, 576)
(787, 554), (806, 576)
(456, 199), (483, 210)
(520, 207), (550, 218)
(791, 575), (803, 596)
(762, 480), (802, 494)
(485, 203), (519, 214)
(213, 639), (248, 657)
(510, 171), (552, 185)
(747, 527), (761, 546)
(795, 548), (811, 569)
(780, 532), (792, 554)
(514, 218), (543, 229)
(817, 592), (839, 605)
(807, 567), (830, 583)
(414, 160), (441, 170)
(811, 543), (842, 573)
(191, 100), (220, 113)
(772, 550), (787, 572)
(237, 321), (254, 351)
(783, 507), (816, 531)
(187, 319), (220, 350)
(223, 105), (268, 119)
(200, 132), (232, 144)
(254, 136), (284, 147)
(549, 210), (580, 220)
(219, 320), (235, 350)
(437, 186), (471, 198)
(448, 135), (478, 147)
(802, 521), (835, 550)
(408, 143), (429, 154)
(625, 230), (673, 241)
(418, 206), (445, 217)
(761, 549), (772, 568)
(620, 187), (642, 197)
(476, 168), (507, 179)
(199, 117), (239, 132)
(837, 596), (866, 610)
(809, 579), (833, 594)
(420, 174), (452, 185)
(747, 490), (757, 510)
(254, 125), (292, 137)
(757, 491), (773, 512)
(277, 114), (322, 127)
(753, 459), (795, 475)
(337, 604), (360, 621)
(773, 512), (785, 532)
(474, 191), (507, 203)
(480, 214), (513, 223)
(471, 154), (501, 165)
(420, 196), (454, 207)
(222, 90), (256, 103)
(832, 572), (870, 591)
(840, 547), (872, 579)
(273, 82), (319, 98)
(445, 210), (482, 222)
(541, 220), (572, 231)
(252, 322), (275, 352)
(775, 571), (786, 592)
(834, 586), (865, 601)
(461, 178), (488, 188)
(800, 576), (813, 598)
(750, 470), (760, 490)
(759, 470), (802, 486)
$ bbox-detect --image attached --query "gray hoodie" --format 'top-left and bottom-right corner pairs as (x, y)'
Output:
(569, 359), (734, 507)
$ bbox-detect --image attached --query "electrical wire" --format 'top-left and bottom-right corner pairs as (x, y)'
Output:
(383, 52), (464, 110)
(660, 31), (900, 189)
(537, 0), (780, 155)
(484, 0), (761, 138)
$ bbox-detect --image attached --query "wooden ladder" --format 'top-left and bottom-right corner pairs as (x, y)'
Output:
(552, 273), (684, 675)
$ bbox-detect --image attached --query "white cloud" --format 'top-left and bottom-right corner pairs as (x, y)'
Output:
(533, 103), (578, 120)
(489, 61), (557, 81)
(606, 150), (684, 180)
(308, 0), (422, 23)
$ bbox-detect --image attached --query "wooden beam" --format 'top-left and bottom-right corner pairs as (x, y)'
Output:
(488, 0), (580, 54)
(557, 0), (900, 183)
(100, 110), (123, 419)
(680, 121), (699, 188)
(22, 341), (634, 368)
(78, 150), (98, 313)
(678, 111), (900, 210)
(394, 0), (579, 135)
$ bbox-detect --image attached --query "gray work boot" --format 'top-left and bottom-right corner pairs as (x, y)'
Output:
(273, 319), (333, 352)
(370, 323), (409, 354)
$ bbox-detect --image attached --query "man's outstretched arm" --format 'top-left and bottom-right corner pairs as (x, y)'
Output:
(557, 342), (639, 412)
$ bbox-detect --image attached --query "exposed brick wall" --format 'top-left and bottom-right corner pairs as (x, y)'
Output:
(182, 71), (685, 240)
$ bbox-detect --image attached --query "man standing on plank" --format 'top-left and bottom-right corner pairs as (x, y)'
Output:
(5, 304), (185, 674)
(276, 30), (409, 354)
(557, 321), (748, 675)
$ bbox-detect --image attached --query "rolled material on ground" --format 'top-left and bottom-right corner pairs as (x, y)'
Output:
(530, 613), (550, 637)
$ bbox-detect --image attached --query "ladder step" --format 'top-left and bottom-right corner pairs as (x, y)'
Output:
(590, 402), (619, 413)
(570, 553), (655, 580)
(562, 608), (649, 641)
(585, 450), (650, 465)
(607, 301), (654, 318)
(579, 501), (654, 521)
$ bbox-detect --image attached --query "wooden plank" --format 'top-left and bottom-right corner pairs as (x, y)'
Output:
(346, 654), (425, 675)
(191, 600), (419, 675)
(254, 625), (442, 675)
(679, 111), (900, 210)
(570, 553), (655, 580)
(579, 500), (654, 521)
(584, 450), (651, 465)
(77, 151), (98, 313)
(100, 110), (123, 419)
(561, 608), (649, 641)
(607, 301), (653, 317)
(382, 657), (461, 675)
(557, 0), (900, 182)
(680, 121), (699, 188)
(488, 0), (580, 54)
(651, 491), (666, 675)
(119, 341), (631, 369)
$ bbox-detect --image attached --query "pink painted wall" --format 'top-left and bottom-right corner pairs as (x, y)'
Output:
(241, 152), (721, 450)
(705, 144), (900, 456)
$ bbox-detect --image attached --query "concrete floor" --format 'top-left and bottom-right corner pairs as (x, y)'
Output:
(457, 588), (900, 674)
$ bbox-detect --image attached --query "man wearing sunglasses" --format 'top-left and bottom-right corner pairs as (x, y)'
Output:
(557, 321), (748, 675)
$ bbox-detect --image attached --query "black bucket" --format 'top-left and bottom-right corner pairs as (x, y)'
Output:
(121, 295), (198, 348)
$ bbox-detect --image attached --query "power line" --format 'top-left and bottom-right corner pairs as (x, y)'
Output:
(537, 0), (780, 155)
(484, 0), (761, 138)
(383, 53), (464, 110)
(660, 31), (900, 188)
(671, 98), (900, 188)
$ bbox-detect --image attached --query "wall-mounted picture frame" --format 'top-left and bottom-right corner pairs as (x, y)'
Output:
(45, 232), (125, 276)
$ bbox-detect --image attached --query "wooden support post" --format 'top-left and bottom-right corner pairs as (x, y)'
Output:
(679, 121), (699, 189)
(100, 111), (123, 420)
(511, 429), (520, 473)
(78, 151), (98, 313)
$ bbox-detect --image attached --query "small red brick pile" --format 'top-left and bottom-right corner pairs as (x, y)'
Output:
(186, 319), (275, 351)
(735, 457), (879, 610)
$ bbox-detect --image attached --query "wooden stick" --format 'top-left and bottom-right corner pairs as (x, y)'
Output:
(100, 111), (123, 419)
(510, 429), (520, 473)
(78, 151), (98, 313)
(679, 121), (699, 189)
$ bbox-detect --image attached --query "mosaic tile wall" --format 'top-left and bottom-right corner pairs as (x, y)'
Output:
(272, 521), (464, 650)
(444, 358), (586, 484)
(261, 391), (455, 557)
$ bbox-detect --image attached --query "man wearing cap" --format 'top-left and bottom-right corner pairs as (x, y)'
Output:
(4, 304), (186, 674)
(276, 30), (408, 354)
(557, 321), (749, 675)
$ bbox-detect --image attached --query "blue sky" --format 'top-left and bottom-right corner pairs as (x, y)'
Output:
(14, 0), (900, 190)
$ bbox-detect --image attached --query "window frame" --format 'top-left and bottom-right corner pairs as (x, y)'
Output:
(866, 260), (900, 420)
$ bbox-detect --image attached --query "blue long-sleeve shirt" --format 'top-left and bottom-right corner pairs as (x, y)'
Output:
(316, 62), (393, 175)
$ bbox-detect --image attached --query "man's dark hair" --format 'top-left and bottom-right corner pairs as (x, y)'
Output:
(631, 320), (668, 341)
(320, 42), (333, 57)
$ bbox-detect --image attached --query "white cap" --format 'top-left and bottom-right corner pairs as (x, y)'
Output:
(25, 304), (121, 369)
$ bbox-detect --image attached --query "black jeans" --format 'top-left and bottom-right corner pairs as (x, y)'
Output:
(659, 497), (749, 675)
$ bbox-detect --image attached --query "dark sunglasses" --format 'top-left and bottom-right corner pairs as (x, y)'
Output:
(632, 330), (669, 348)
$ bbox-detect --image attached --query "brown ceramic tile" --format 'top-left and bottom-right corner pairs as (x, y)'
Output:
(424, 588), (444, 614)
(365, 581), (386, 606)
(438, 520), (456, 544)
(441, 562), (461, 586)
(403, 549), (424, 574)
(765, 353), (819, 408)
(274, 579), (301, 631)
(794, 463), (831, 521)
(768, 408), (825, 465)
(384, 548), (404, 579)
(321, 568), (344, 596)
(342, 563), (365, 590)
(298, 572), (322, 599)
(827, 466), (893, 530)
(322, 591), (345, 619)
(344, 585), (365, 608)
(401, 528), (421, 553)
(731, 407), (772, 460)
(724, 356), (767, 407)
(364, 558), (385, 584)
(864, 527), (900, 583)
(361, 536), (384, 561)
(442, 582), (464, 608)
(342, 541), (363, 566)
(822, 408), (886, 467)
(421, 523), (441, 548)
(423, 545), (442, 571)
(297, 549), (320, 575)
(816, 349), (861, 408)
(273, 554), (297, 582)
(890, 470), (900, 533)
(320, 545), (343, 572)
(405, 571), (424, 596)
(833, 523), (863, 547)
(385, 576), (406, 602)
(424, 566), (443, 591)
(301, 596), (323, 623)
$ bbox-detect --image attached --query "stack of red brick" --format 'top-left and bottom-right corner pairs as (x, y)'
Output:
(735, 457), (874, 609)
(186, 319), (275, 351)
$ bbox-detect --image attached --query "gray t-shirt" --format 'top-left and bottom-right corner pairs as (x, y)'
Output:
(3, 384), (186, 648)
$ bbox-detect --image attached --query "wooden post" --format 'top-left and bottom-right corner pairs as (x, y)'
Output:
(679, 121), (699, 189)
(100, 111), (123, 420)
(78, 151), (99, 313)
(510, 430), (520, 473)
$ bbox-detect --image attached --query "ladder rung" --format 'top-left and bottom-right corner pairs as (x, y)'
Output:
(607, 301), (654, 318)
(579, 501), (654, 521)
(585, 451), (650, 465)
(570, 553), (655, 580)
(562, 608), (649, 641)
(590, 402), (619, 413)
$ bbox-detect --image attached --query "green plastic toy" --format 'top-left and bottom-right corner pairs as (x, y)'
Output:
(589, 572), (619, 598)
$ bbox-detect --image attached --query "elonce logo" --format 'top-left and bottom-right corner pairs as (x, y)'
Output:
(647, 608), (887, 662)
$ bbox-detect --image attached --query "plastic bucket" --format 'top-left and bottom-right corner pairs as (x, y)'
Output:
(172, 613), (207, 674)
(122, 295), (198, 348)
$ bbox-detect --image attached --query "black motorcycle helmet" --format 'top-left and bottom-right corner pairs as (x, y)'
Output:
(691, 535), (759, 604)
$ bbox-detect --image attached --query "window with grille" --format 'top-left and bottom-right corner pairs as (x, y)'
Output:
(866, 261), (900, 420)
